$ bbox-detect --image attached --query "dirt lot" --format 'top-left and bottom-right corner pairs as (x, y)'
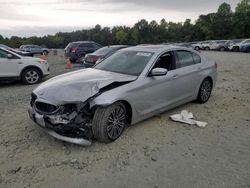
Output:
(0, 50), (249, 188)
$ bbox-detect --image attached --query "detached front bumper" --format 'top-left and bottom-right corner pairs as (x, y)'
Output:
(28, 107), (92, 146)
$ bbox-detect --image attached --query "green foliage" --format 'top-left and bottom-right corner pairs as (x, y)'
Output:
(0, 0), (249, 48)
(115, 29), (128, 44)
(233, 0), (250, 38)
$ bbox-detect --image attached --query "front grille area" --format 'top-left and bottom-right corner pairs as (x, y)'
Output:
(35, 101), (59, 114)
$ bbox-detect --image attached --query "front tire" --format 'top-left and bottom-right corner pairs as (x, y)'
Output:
(21, 68), (41, 85)
(194, 46), (200, 51)
(219, 47), (225, 52)
(197, 78), (213, 103)
(92, 102), (127, 143)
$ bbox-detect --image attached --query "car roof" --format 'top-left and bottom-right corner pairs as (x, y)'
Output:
(120, 44), (191, 53)
(22, 44), (40, 47)
(71, 41), (95, 44)
(105, 45), (130, 48)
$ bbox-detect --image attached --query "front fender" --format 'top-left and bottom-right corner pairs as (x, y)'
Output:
(89, 91), (140, 125)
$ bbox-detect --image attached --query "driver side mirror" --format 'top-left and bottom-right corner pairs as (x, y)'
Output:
(149, 68), (168, 77)
(7, 54), (13, 59)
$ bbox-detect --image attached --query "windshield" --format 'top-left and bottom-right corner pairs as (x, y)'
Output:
(94, 51), (154, 76)
(94, 46), (115, 55)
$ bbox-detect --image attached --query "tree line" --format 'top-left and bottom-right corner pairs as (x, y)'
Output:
(0, 0), (249, 49)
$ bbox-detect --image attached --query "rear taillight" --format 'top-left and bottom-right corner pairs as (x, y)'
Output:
(93, 56), (98, 62)
(71, 48), (77, 53)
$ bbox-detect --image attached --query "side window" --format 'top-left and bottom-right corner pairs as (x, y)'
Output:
(0, 49), (8, 58)
(153, 52), (174, 71)
(86, 43), (94, 48)
(176, 50), (195, 68)
(79, 43), (87, 48)
(93, 43), (101, 48)
(192, 52), (201, 64)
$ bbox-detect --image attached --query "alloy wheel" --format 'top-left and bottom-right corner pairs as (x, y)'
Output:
(25, 70), (39, 84)
(106, 105), (126, 140)
(200, 80), (212, 102)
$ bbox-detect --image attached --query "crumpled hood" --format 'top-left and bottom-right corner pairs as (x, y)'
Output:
(33, 68), (137, 105)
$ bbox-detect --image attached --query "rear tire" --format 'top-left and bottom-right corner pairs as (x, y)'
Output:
(21, 68), (41, 85)
(232, 46), (239, 52)
(43, 50), (49, 55)
(78, 54), (85, 64)
(92, 102), (127, 143)
(197, 78), (213, 103)
(69, 58), (76, 63)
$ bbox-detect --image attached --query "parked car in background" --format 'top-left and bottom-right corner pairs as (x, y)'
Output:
(1, 44), (34, 57)
(173, 43), (195, 50)
(0, 47), (50, 84)
(209, 40), (229, 51)
(84, 45), (130, 67)
(192, 41), (209, 50)
(64, 41), (102, 62)
(20, 45), (49, 55)
(28, 45), (217, 145)
(240, 42), (250, 53)
(229, 39), (250, 52)
(201, 41), (214, 50)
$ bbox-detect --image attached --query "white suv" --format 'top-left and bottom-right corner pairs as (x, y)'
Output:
(0, 47), (50, 84)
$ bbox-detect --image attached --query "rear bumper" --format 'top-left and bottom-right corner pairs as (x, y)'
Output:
(28, 106), (92, 146)
(64, 52), (79, 60)
(42, 67), (50, 77)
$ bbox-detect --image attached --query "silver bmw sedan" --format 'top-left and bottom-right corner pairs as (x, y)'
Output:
(28, 45), (217, 145)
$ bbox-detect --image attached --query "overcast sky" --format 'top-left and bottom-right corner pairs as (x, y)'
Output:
(0, 0), (239, 38)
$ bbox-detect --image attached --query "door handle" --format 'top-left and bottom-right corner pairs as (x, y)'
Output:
(173, 74), (179, 78)
(197, 67), (202, 71)
(18, 62), (23, 64)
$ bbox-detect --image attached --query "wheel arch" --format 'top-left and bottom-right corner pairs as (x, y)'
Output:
(118, 100), (133, 125)
(20, 66), (43, 78)
(195, 76), (214, 99)
(92, 99), (133, 125)
(204, 76), (213, 88)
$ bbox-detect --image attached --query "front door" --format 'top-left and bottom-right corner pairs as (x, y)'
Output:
(132, 51), (177, 116)
(0, 49), (20, 77)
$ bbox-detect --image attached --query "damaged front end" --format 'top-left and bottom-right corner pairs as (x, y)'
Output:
(28, 68), (137, 145)
(28, 93), (96, 146)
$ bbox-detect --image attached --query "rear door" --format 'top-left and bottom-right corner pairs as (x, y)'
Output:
(0, 49), (21, 77)
(170, 50), (202, 102)
(33, 45), (42, 54)
(85, 43), (97, 53)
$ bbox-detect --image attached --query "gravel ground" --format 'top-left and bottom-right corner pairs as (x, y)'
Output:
(0, 50), (249, 188)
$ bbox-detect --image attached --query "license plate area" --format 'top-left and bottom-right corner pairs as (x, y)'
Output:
(28, 107), (45, 128)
